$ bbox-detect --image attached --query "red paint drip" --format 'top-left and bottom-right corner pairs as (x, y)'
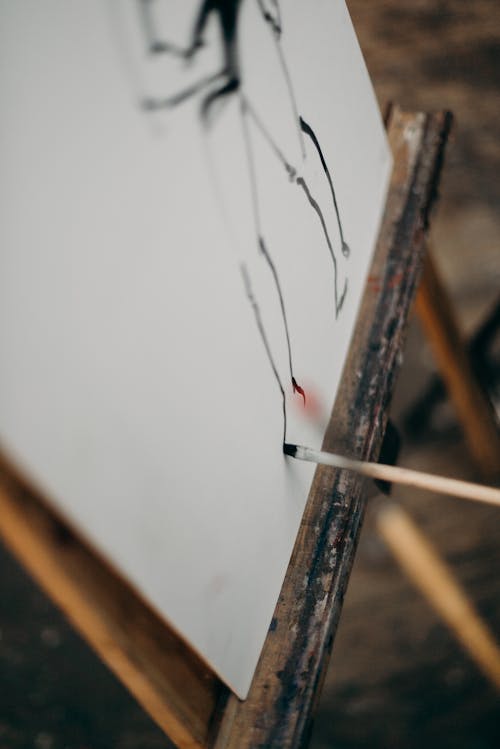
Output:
(292, 377), (306, 406)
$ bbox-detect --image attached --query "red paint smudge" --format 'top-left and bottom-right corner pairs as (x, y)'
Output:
(388, 270), (404, 289)
(367, 275), (382, 293)
(292, 377), (306, 406)
(368, 271), (404, 292)
(291, 382), (324, 423)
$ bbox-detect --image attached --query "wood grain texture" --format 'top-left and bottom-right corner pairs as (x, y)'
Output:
(213, 107), (453, 749)
(0, 454), (229, 749)
(415, 252), (500, 478)
(0, 107), (452, 749)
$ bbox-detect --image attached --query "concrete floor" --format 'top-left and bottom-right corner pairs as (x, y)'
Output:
(1, 2), (499, 747)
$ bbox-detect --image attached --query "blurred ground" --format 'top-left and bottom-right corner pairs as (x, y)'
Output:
(1, 2), (500, 747)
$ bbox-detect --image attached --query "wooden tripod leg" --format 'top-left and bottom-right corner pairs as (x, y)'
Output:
(415, 249), (500, 478)
(376, 500), (500, 689)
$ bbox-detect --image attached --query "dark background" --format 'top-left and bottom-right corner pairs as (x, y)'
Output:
(1, 2), (500, 747)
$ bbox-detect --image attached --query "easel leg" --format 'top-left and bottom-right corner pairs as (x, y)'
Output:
(375, 500), (500, 690)
(415, 248), (500, 478)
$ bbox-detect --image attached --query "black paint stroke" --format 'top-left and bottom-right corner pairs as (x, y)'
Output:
(240, 96), (301, 394)
(142, 70), (226, 111)
(138, 0), (187, 56)
(257, 0), (305, 158)
(137, 0), (350, 440)
(300, 116), (350, 258)
(139, 0), (242, 124)
(258, 237), (296, 389)
(244, 98), (347, 318)
(257, 0), (282, 37)
(241, 263), (287, 445)
(243, 97), (297, 180)
(295, 176), (348, 317)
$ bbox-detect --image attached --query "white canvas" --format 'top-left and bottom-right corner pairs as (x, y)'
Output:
(0, 1), (392, 697)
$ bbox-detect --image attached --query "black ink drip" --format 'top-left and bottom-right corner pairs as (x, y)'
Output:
(241, 263), (287, 446)
(240, 96), (303, 401)
(244, 100), (347, 318)
(257, 0), (282, 37)
(295, 176), (348, 317)
(300, 117), (350, 258)
(258, 0), (306, 158)
(243, 98), (297, 179)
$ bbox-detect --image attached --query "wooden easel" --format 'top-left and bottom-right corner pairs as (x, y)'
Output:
(1, 105), (498, 748)
(416, 252), (500, 478)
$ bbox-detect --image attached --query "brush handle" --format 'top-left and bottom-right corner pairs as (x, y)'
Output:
(287, 444), (500, 506)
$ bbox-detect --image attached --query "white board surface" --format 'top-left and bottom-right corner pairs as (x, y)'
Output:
(0, 1), (392, 698)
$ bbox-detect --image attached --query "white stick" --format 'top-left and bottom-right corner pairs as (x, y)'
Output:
(284, 444), (500, 507)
